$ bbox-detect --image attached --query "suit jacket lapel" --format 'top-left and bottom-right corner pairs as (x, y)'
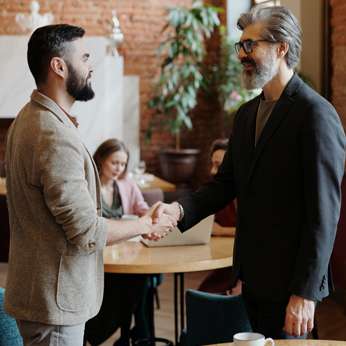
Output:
(30, 90), (77, 129)
(245, 97), (259, 153)
(246, 73), (303, 184)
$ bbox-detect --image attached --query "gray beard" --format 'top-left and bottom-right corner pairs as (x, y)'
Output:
(241, 53), (278, 90)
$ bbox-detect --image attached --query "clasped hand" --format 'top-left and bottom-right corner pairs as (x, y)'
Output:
(141, 202), (179, 241)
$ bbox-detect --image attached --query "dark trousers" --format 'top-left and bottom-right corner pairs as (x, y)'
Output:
(242, 287), (307, 340)
(84, 273), (150, 346)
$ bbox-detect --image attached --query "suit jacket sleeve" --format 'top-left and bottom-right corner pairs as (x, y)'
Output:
(35, 122), (107, 254)
(178, 123), (238, 232)
(290, 102), (346, 301)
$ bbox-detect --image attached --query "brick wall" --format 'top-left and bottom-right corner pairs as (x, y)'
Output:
(0, 0), (227, 183)
(331, 0), (346, 131)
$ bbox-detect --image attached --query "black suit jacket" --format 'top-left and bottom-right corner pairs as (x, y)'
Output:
(179, 74), (346, 302)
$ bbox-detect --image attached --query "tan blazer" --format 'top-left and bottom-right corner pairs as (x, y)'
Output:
(4, 90), (107, 325)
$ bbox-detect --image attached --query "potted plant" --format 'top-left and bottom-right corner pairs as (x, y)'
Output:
(147, 0), (220, 184)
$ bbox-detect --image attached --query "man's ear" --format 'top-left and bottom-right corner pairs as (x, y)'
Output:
(278, 41), (289, 59)
(50, 57), (67, 79)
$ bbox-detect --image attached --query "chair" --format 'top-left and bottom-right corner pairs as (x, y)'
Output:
(142, 188), (164, 208)
(180, 289), (252, 346)
(0, 287), (23, 346)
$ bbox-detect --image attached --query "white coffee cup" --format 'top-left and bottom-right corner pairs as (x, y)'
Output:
(233, 332), (275, 346)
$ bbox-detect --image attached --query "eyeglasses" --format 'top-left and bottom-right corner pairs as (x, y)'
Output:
(234, 39), (276, 54)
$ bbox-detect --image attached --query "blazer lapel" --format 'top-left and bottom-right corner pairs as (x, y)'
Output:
(246, 73), (303, 184)
(245, 97), (259, 153)
(31, 90), (103, 212)
(31, 90), (77, 129)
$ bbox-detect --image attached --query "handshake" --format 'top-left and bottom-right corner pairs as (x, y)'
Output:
(140, 202), (182, 241)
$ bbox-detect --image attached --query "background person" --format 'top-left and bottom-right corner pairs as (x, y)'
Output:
(85, 138), (153, 346)
(198, 138), (239, 294)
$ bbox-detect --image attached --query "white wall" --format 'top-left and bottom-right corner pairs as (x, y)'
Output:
(0, 36), (140, 161)
(227, 0), (251, 40)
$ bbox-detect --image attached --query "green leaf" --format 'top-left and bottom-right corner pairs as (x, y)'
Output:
(147, 1), (221, 141)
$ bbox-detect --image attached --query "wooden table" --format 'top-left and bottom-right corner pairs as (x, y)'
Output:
(211, 341), (346, 346)
(139, 175), (176, 193)
(0, 175), (176, 195)
(104, 237), (233, 344)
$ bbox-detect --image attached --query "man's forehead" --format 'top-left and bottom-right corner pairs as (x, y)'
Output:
(64, 37), (88, 56)
(240, 22), (266, 40)
(70, 37), (87, 52)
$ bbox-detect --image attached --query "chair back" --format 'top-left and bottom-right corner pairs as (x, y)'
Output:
(183, 289), (252, 346)
(0, 287), (23, 346)
(142, 188), (164, 207)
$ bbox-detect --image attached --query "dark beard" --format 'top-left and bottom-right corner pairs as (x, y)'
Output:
(66, 62), (95, 101)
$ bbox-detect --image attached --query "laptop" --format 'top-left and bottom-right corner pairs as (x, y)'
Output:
(141, 215), (214, 247)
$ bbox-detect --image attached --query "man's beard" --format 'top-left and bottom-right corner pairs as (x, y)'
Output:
(66, 62), (95, 101)
(241, 50), (278, 90)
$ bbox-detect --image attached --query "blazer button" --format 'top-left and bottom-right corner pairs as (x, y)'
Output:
(89, 241), (96, 249)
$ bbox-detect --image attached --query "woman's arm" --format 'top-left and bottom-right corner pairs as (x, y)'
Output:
(212, 222), (236, 237)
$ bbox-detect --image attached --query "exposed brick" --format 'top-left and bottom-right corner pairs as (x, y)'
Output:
(0, 0), (227, 183)
(331, 2), (346, 131)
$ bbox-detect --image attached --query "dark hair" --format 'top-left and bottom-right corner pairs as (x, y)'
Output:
(27, 24), (85, 86)
(210, 138), (229, 157)
(237, 6), (302, 69)
(93, 139), (130, 177)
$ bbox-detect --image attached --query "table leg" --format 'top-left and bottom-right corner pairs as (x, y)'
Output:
(174, 273), (178, 345)
(179, 273), (185, 334)
(173, 273), (186, 345)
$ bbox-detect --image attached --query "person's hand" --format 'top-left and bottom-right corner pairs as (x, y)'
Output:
(284, 295), (315, 336)
(141, 202), (177, 240)
(212, 223), (236, 237)
(151, 202), (181, 225)
(226, 279), (242, 296)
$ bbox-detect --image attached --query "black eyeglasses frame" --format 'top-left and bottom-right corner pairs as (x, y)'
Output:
(234, 39), (277, 54)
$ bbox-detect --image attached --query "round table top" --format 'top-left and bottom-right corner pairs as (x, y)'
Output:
(0, 176), (175, 195)
(212, 341), (346, 346)
(104, 236), (234, 274)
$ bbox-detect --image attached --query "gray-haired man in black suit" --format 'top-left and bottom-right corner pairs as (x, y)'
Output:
(157, 5), (346, 339)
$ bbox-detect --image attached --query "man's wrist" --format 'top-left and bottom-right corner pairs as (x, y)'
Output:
(175, 202), (184, 221)
(138, 215), (151, 234)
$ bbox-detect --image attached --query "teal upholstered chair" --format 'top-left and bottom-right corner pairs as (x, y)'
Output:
(180, 289), (252, 346)
(0, 287), (23, 346)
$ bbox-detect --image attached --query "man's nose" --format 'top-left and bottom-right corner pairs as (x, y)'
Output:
(237, 47), (247, 60)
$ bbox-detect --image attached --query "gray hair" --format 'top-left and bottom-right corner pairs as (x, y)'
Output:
(237, 6), (302, 69)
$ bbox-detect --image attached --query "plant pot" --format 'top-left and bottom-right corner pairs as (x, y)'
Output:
(159, 148), (200, 185)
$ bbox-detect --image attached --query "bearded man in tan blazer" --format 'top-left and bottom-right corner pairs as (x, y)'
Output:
(4, 24), (174, 346)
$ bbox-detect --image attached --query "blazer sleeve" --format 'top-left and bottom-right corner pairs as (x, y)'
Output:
(290, 102), (346, 301)
(178, 129), (238, 232)
(36, 122), (107, 254)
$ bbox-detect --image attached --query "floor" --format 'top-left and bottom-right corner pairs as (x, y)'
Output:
(1, 263), (346, 345)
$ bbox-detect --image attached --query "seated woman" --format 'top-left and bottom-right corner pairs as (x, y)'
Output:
(209, 139), (237, 237)
(198, 138), (241, 294)
(84, 138), (151, 346)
